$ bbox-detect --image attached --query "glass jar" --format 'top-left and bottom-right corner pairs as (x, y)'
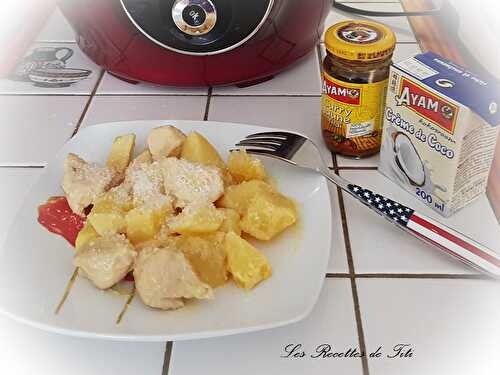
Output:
(321, 20), (396, 158)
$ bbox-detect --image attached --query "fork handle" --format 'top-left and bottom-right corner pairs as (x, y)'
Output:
(346, 184), (500, 277)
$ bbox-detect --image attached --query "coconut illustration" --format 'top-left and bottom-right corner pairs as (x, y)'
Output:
(393, 133), (425, 187)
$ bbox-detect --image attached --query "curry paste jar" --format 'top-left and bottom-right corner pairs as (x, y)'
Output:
(321, 20), (396, 158)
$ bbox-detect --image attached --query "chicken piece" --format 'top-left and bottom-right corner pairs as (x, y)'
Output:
(126, 160), (167, 206)
(148, 125), (186, 160)
(62, 153), (114, 215)
(133, 246), (213, 310)
(135, 149), (153, 163)
(124, 149), (152, 184)
(161, 157), (224, 208)
(73, 234), (137, 289)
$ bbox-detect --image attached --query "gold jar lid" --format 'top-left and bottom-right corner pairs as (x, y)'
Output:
(324, 20), (396, 62)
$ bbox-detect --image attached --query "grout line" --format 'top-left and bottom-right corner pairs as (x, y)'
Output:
(326, 273), (352, 278)
(94, 93), (209, 97)
(336, 179), (355, 274)
(350, 277), (370, 375)
(334, 167), (370, 374)
(332, 153), (339, 170)
(336, 166), (378, 171)
(0, 94), (90, 97)
(338, 1), (400, 3)
(325, 272), (488, 280)
(210, 94), (321, 98)
(203, 87), (213, 121)
(70, 70), (105, 137)
(0, 165), (45, 168)
(162, 342), (173, 375)
(34, 40), (77, 44)
(355, 273), (488, 280)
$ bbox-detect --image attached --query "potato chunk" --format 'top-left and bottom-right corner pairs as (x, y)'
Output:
(240, 193), (297, 240)
(181, 131), (225, 169)
(162, 157), (224, 207)
(62, 153), (113, 215)
(218, 208), (241, 235)
(147, 125), (186, 160)
(227, 150), (267, 183)
(225, 232), (271, 290)
(99, 183), (134, 212)
(217, 180), (274, 214)
(75, 221), (99, 250)
(176, 232), (228, 288)
(218, 180), (296, 240)
(88, 212), (126, 236)
(73, 234), (137, 290)
(107, 134), (136, 175)
(87, 198), (127, 236)
(125, 199), (172, 245)
(169, 202), (224, 235)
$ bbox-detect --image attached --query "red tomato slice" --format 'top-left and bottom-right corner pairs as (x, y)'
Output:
(38, 196), (84, 247)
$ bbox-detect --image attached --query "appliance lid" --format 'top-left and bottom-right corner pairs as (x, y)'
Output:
(120, 0), (274, 56)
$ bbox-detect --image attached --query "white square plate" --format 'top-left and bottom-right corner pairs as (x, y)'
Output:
(0, 120), (332, 341)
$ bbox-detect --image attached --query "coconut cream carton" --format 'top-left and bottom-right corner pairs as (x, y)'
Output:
(379, 52), (500, 217)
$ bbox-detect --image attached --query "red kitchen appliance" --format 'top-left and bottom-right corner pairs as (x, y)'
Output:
(58, 0), (331, 86)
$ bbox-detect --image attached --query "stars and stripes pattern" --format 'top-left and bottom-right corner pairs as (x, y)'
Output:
(346, 183), (500, 276)
(347, 184), (414, 226)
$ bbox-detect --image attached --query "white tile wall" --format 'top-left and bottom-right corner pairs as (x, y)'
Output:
(169, 279), (363, 375)
(80, 96), (207, 129)
(0, 43), (101, 95)
(213, 50), (322, 96)
(358, 278), (500, 375)
(0, 168), (43, 247)
(0, 314), (165, 375)
(36, 8), (76, 42)
(0, 2), (497, 375)
(0, 96), (87, 165)
(208, 96), (334, 167)
(328, 184), (349, 273)
(96, 72), (209, 96)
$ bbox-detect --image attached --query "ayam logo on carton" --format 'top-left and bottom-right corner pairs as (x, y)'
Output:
(395, 78), (458, 134)
(323, 77), (361, 105)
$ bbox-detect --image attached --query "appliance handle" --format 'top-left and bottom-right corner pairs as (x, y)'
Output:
(332, 0), (443, 17)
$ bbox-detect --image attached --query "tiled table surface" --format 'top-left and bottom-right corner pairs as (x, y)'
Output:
(1, 3), (499, 375)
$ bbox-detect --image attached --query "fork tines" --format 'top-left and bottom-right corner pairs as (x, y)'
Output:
(233, 131), (306, 159)
(244, 131), (290, 139)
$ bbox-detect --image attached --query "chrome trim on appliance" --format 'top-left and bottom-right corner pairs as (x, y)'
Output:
(119, 0), (275, 56)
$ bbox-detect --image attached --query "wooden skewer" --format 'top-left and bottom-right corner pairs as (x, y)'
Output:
(54, 267), (79, 314)
(116, 285), (136, 325)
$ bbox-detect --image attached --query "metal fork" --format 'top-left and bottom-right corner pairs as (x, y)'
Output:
(235, 131), (500, 278)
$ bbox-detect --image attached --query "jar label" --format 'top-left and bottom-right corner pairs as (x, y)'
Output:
(321, 72), (388, 154)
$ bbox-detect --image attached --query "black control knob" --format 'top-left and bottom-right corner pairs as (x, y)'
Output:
(172, 0), (217, 36)
(182, 5), (206, 27)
